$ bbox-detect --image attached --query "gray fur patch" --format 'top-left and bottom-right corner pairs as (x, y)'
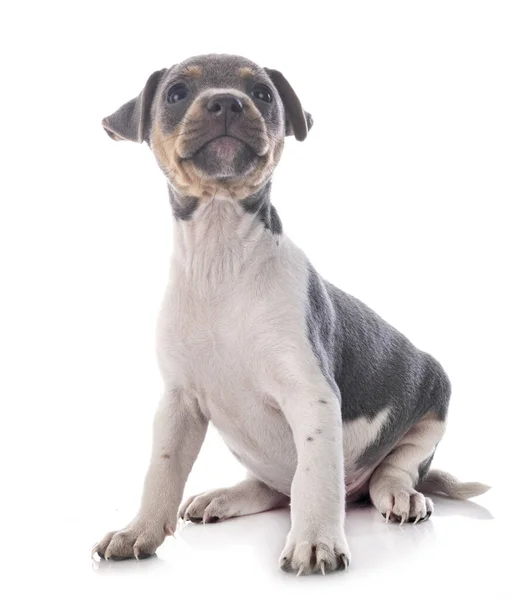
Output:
(305, 263), (451, 470)
(168, 187), (199, 220)
(418, 451), (436, 483)
(240, 182), (282, 235)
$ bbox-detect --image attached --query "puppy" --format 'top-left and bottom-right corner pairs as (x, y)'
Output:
(92, 54), (489, 574)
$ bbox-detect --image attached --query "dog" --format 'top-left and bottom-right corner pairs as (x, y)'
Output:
(92, 54), (489, 575)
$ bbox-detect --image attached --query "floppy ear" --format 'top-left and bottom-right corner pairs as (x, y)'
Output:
(102, 68), (167, 143)
(264, 68), (313, 141)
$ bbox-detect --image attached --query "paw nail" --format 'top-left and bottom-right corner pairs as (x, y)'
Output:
(188, 516), (203, 524)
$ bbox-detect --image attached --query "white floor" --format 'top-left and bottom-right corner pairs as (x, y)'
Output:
(6, 443), (506, 600)
(86, 495), (504, 599)
(2, 3), (512, 599)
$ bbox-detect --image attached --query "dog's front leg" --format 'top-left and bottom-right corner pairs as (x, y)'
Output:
(93, 387), (207, 560)
(278, 386), (350, 575)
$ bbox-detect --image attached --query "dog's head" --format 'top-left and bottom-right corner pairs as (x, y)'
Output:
(102, 54), (313, 200)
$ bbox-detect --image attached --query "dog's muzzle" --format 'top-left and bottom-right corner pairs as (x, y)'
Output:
(177, 92), (270, 167)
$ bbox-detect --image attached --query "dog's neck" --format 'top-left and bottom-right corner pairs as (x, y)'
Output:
(168, 180), (282, 285)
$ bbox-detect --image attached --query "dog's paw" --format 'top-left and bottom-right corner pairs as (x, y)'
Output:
(376, 489), (433, 524)
(179, 488), (240, 524)
(92, 519), (172, 561)
(279, 530), (350, 576)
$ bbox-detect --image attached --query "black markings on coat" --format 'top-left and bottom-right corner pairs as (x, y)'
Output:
(240, 182), (283, 235)
(305, 263), (451, 470)
(168, 187), (199, 220)
(306, 436), (314, 442)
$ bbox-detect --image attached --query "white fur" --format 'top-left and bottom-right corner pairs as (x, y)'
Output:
(179, 478), (289, 523)
(369, 415), (445, 523)
(417, 469), (491, 499)
(343, 408), (391, 497)
(93, 197), (416, 569)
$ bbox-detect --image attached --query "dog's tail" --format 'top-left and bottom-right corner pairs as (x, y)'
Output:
(417, 469), (491, 500)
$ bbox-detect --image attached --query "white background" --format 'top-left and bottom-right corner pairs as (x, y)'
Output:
(1, 1), (511, 598)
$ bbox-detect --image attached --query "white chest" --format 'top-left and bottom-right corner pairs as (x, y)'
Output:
(155, 200), (389, 496)
(156, 234), (307, 493)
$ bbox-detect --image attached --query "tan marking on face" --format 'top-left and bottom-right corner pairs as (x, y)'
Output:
(184, 65), (202, 78)
(174, 98), (205, 158)
(152, 121), (215, 198)
(151, 93), (284, 202)
(240, 67), (256, 78)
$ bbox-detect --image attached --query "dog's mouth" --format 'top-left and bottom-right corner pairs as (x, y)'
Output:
(177, 120), (270, 180)
(198, 135), (250, 160)
(194, 136), (260, 179)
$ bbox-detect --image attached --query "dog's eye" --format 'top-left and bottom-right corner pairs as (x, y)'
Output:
(167, 84), (189, 104)
(251, 84), (272, 103)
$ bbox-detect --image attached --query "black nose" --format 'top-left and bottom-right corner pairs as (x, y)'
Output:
(207, 94), (244, 115)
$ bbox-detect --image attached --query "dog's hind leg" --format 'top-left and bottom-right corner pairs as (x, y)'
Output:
(369, 413), (446, 523)
(179, 477), (289, 524)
